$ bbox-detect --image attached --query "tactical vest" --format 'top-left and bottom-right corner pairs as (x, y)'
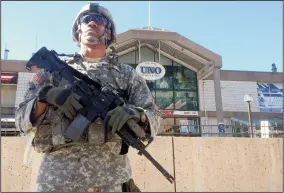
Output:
(32, 54), (130, 154)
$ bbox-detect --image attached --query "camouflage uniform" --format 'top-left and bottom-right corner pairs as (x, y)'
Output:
(15, 53), (161, 192)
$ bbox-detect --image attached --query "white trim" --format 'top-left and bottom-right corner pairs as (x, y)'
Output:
(115, 42), (201, 72)
(162, 41), (211, 65)
(144, 43), (199, 72)
(197, 65), (215, 80)
(114, 39), (137, 49)
(116, 47), (137, 56)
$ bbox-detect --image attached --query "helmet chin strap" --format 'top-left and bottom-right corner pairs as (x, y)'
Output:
(81, 27), (108, 47)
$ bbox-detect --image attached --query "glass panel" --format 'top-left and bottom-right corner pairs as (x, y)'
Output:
(156, 91), (174, 110)
(174, 91), (198, 111)
(175, 118), (200, 135)
(140, 47), (154, 62)
(146, 80), (155, 91)
(159, 118), (175, 133)
(118, 50), (136, 64)
(126, 64), (137, 70)
(173, 64), (197, 90)
(154, 52), (172, 66)
(155, 66), (173, 89)
(150, 89), (155, 99)
(1, 85), (16, 107)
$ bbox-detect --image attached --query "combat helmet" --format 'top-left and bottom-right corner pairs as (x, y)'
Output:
(72, 3), (117, 48)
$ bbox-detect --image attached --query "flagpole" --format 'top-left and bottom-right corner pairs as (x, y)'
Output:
(148, 1), (151, 28)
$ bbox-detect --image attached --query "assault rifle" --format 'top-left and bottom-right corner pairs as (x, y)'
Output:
(25, 47), (175, 184)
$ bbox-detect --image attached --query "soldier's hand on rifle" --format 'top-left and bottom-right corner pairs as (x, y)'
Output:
(38, 86), (88, 119)
(104, 106), (147, 137)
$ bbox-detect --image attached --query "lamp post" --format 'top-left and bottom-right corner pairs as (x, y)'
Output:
(244, 94), (254, 138)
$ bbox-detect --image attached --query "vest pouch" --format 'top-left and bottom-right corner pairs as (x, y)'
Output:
(88, 118), (105, 145)
(32, 123), (53, 153)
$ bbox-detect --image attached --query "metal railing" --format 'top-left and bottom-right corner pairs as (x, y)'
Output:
(157, 124), (283, 138)
(1, 123), (283, 138)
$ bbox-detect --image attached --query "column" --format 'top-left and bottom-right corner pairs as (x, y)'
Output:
(213, 67), (224, 125)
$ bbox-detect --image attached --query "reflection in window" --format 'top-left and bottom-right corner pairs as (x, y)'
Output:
(174, 91), (198, 111)
(154, 52), (172, 66)
(146, 80), (155, 90)
(118, 50), (136, 64)
(159, 118), (175, 133)
(156, 66), (173, 89)
(176, 118), (199, 135)
(140, 47), (155, 62)
(150, 90), (155, 99)
(173, 65), (197, 90)
(156, 91), (174, 110)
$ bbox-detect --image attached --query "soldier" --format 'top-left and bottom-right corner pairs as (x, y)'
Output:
(15, 3), (161, 192)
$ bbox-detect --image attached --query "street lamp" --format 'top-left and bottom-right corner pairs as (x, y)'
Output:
(244, 94), (254, 138)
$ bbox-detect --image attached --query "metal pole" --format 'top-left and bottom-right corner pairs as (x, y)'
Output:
(138, 40), (141, 63)
(0, 52), (2, 130)
(158, 41), (160, 63)
(148, 1), (151, 28)
(248, 102), (254, 137)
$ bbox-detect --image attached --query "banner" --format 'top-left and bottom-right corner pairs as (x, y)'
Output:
(159, 110), (198, 116)
(257, 83), (283, 112)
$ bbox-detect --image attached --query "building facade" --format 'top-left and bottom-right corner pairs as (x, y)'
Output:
(1, 26), (283, 136)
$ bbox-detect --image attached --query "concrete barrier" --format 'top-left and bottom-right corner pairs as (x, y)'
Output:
(174, 137), (283, 192)
(1, 137), (283, 192)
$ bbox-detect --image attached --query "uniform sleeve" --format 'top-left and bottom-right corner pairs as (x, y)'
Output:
(127, 69), (161, 137)
(15, 70), (53, 133)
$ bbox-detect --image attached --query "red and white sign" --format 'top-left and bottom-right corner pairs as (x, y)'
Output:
(159, 110), (198, 116)
(1, 74), (14, 81)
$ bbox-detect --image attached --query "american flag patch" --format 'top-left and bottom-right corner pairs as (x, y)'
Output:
(32, 70), (43, 82)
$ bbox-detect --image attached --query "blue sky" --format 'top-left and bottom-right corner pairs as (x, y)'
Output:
(1, 1), (283, 72)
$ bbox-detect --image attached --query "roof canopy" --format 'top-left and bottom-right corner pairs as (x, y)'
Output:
(113, 26), (223, 80)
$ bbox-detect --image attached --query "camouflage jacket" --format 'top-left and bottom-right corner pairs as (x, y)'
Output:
(15, 53), (161, 188)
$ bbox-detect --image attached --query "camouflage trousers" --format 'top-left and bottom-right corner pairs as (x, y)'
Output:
(36, 183), (122, 192)
(36, 179), (141, 192)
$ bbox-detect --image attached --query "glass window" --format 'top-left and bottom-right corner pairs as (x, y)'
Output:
(154, 52), (172, 66)
(146, 80), (155, 91)
(173, 64), (197, 90)
(140, 47), (154, 62)
(175, 118), (200, 135)
(150, 90), (155, 99)
(155, 66), (174, 89)
(156, 91), (174, 110)
(159, 118), (175, 133)
(174, 91), (198, 111)
(118, 50), (136, 64)
(1, 85), (16, 107)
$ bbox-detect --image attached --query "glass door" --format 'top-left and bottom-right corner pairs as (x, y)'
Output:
(175, 117), (200, 136)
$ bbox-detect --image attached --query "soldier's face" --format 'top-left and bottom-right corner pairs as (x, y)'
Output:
(79, 13), (109, 45)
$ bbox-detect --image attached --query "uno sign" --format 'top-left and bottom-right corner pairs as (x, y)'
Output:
(136, 61), (166, 81)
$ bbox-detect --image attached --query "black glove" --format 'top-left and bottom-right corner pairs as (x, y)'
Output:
(39, 86), (88, 119)
(104, 106), (144, 137)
